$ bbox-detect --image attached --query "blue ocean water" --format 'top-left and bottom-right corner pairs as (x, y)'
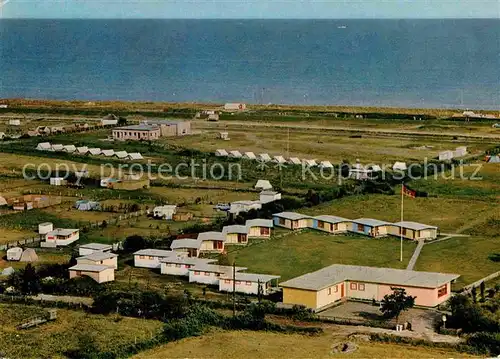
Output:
(1, 19), (499, 109)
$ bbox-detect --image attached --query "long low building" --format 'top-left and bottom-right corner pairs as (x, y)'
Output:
(69, 264), (115, 283)
(273, 212), (312, 230)
(219, 272), (280, 296)
(280, 264), (459, 311)
(160, 257), (217, 276)
(390, 221), (438, 241)
(133, 249), (177, 268)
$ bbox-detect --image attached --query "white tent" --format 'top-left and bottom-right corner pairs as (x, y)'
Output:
(0, 196), (7, 206)
(76, 146), (89, 154)
(128, 152), (143, 160)
(302, 159), (317, 167)
(62, 145), (76, 153)
(319, 160), (333, 169)
(392, 162), (408, 171)
(36, 142), (52, 151)
(255, 179), (272, 190)
(7, 247), (23, 261)
(229, 150), (243, 158)
(88, 148), (102, 156)
(51, 144), (64, 152)
(273, 155), (286, 164)
(243, 152), (257, 160)
(259, 153), (272, 162)
(114, 151), (128, 159)
(215, 149), (228, 157)
(101, 149), (115, 157)
(288, 157), (301, 165)
(20, 248), (38, 262)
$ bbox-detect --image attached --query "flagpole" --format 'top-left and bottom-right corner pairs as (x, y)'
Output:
(400, 183), (404, 262)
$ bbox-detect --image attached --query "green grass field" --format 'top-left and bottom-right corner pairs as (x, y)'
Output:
(0, 303), (163, 359)
(415, 236), (500, 288)
(133, 329), (477, 359)
(227, 231), (416, 281)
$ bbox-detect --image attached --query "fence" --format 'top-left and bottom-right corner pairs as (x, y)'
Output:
(462, 271), (500, 293)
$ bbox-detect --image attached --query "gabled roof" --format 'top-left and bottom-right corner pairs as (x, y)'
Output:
(36, 142), (52, 150)
(197, 232), (225, 242)
(101, 149), (115, 157)
(79, 243), (112, 251)
(128, 152), (143, 160)
(273, 155), (286, 163)
(280, 264), (460, 291)
(222, 225), (248, 234)
(392, 221), (437, 231)
(255, 179), (272, 189)
(69, 264), (111, 272)
(160, 256), (216, 265)
(190, 264), (247, 274)
(114, 151), (128, 158)
(243, 152), (257, 159)
(76, 146), (89, 154)
(273, 212), (311, 220)
(245, 219), (273, 228)
(133, 249), (173, 257)
(215, 149), (228, 156)
(352, 218), (391, 227)
(319, 161), (333, 168)
(77, 252), (118, 261)
(221, 272), (280, 282)
(62, 145), (76, 152)
(288, 157), (301, 164)
(314, 215), (351, 224)
(51, 144), (64, 151)
(229, 150), (242, 157)
(170, 239), (202, 250)
(88, 148), (102, 155)
(259, 153), (272, 161)
(302, 159), (317, 167)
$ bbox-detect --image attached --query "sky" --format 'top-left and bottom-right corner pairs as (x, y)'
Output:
(1, 0), (499, 19)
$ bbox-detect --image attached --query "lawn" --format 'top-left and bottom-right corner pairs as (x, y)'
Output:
(302, 193), (494, 233)
(133, 329), (477, 359)
(0, 303), (163, 359)
(227, 231), (416, 281)
(0, 250), (71, 270)
(415, 236), (500, 289)
(0, 228), (35, 245)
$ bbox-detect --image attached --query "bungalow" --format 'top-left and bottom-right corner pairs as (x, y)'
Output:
(170, 238), (202, 257)
(288, 157), (301, 165)
(198, 232), (226, 253)
(69, 264), (115, 283)
(243, 152), (257, 160)
(127, 152), (144, 160)
(219, 272), (280, 295)
(153, 205), (177, 219)
(246, 219), (273, 238)
(312, 215), (351, 234)
(160, 257), (217, 276)
(76, 251), (118, 270)
(189, 264), (247, 286)
(36, 142), (52, 151)
(88, 148), (102, 156)
(390, 221), (438, 241)
(62, 145), (77, 153)
(351, 218), (392, 238)
(114, 151), (129, 159)
(259, 153), (272, 162)
(273, 155), (287, 164)
(222, 225), (248, 245)
(280, 264), (460, 311)
(215, 149), (228, 157)
(78, 243), (112, 256)
(42, 228), (79, 247)
(255, 179), (272, 190)
(133, 249), (175, 268)
(259, 190), (281, 204)
(101, 149), (115, 157)
(273, 212), (312, 230)
(229, 150), (243, 158)
(49, 177), (67, 186)
(76, 146), (89, 155)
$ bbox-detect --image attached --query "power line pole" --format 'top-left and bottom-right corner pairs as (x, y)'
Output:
(232, 261), (236, 317)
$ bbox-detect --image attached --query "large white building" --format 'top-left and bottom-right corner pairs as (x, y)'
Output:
(133, 249), (177, 268)
(42, 229), (80, 247)
(219, 272), (280, 296)
(188, 264), (247, 286)
(160, 257), (216, 276)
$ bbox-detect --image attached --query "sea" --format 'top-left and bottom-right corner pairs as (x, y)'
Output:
(1, 19), (499, 109)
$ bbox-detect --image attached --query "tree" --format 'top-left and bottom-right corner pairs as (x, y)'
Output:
(480, 281), (486, 302)
(380, 287), (416, 323)
(8, 263), (41, 295)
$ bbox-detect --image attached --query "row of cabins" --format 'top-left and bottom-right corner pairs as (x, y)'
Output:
(69, 243), (118, 283)
(133, 249), (279, 295)
(272, 212), (438, 240)
(215, 150), (334, 169)
(36, 142), (143, 160)
(170, 219), (274, 256)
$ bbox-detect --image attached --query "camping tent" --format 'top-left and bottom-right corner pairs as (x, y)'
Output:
(76, 146), (89, 154)
(229, 150), (243, 158)
(62, 145), (76, 153)
(0, 196), (7, 206)
(215, 149), (228, 157)
(88, 148), (102, 156)
(114, 151), (128, 159)
(255, 179), (272, 190)
(288, 157), (301, 165)
(6, 247), (23, 261)
(302, 159), (317, 167)
(36, 142), (52, 151)
(273, 155), (286, 164)
(243, 152), (257, 160)
(51, 144), (64, 152)
(259, 153), (272, 162)
(128, 152), (143, 160)
(101, 149), (115, 157)
(1, 267), (14, 276)
(20, 248), (38, 262)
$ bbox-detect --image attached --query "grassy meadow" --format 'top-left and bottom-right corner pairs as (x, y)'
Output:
(227, 231), (416, 281)
(133, 329), (478, 359)
(0, 303), (162, 359)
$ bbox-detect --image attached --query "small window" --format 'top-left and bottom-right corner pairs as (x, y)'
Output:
(184, 264), (191, 268)
(357, 224), (364, 232)
(359, 283), (365, 291)
(438, 284), (448, 297)
(194, 271), (200, 275)
(334, 285), (338, 293)
(224, 279), (231, 284)
(318, 221), (325, 229)
(327, 287), (332, 295)
(245, 281), (252, 286)
(350, 283), (357, 290)
(204, 272), (210, 276)
(176, 264), (181, 268)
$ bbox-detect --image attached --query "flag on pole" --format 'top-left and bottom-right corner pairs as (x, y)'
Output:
(402, 184), (416, 198)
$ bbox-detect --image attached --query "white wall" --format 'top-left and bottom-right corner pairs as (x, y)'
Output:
(161, 263), (192, 276)
(316, 282), (344, 309)
(189, 270), (220, 285)
(134, 255), (164, 269)
(219, 279), (271, 295)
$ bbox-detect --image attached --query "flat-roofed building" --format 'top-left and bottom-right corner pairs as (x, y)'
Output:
(350, 218), (393, 237)
(69, 264), (115, 283)
(42, 228), (79, 247)
(390, 221), (438, 241)
(160, 257), (216, 276)
(312, 215), (351, 234)
(189, 264), (247, 286)
(112, 124), (161, 141)
(78, 243), (112, 256)
(133, 249), (175, 268)
(245, 219), (273, 238)
(219, 272), (280, 295)
(273, 212), (312, 230)
(280, 264), (459, 311)
(76, 252), (118, 270)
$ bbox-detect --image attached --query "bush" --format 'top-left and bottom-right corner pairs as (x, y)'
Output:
(466, 332), (500, 356)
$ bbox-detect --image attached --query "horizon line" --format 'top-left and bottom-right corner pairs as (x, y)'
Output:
(1, 17), (499, 20)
